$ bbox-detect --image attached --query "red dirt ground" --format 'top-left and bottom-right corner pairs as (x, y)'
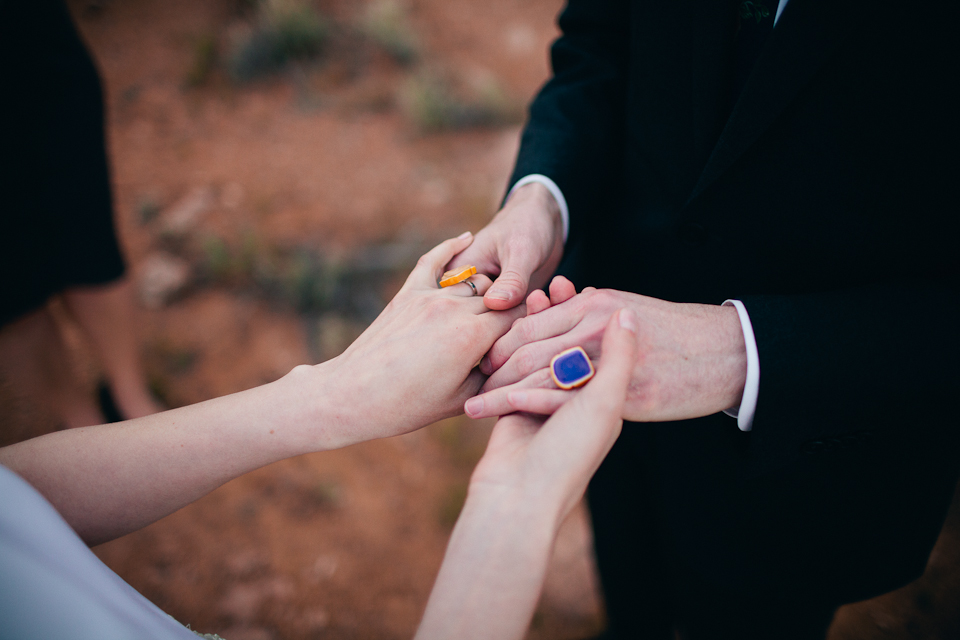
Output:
(59, 1), (606, 638)
(2, 0), (959, 638)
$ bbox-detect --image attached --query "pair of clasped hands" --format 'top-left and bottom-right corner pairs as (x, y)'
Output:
(441, 182), (749, 427)
(342, 182), (747, 438)
(0, 184), (747, 639)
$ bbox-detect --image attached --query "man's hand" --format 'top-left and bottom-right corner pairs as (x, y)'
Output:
(446, 182), (565, 311)
(464, 288), (748, 423)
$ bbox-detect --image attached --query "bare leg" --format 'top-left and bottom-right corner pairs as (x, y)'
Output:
(0, 307), (105, 429)
(62, 279), (163, 419)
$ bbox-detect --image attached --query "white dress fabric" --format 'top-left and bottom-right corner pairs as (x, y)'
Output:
(0, 464), (199, 640)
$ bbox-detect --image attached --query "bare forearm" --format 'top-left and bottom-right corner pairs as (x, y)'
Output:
(416, 487), (559, 640)
(0, 233), (524, 546)
(0, 365), (332, 545)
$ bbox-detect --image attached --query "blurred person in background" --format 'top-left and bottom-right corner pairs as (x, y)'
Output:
(0, 234), (636, 640)
(451, 0), (960, 637)
(0, 0), (163, 427)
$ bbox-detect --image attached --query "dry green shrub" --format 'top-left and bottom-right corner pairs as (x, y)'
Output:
(227, 0), (330, 82)
(401, 71), (523, 133)
(185, 32), (219, 87)
(360, 0), (418, 65)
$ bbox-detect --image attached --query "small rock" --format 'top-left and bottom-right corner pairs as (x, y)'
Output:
(302, 607), (330, 631)
(221, 182), (245, 210)
(263, 575), (295, 601)
(219, 576), (295, 622)
(420, 178), (451, 207)
(225, 550), (269, 579)
(304, 554), (339, 583)
(138, 252), (191, 309)
(219, 584), (263, 622)
(216, 626), (274, 640)
(161, 186), (215, 237)
(506, 24), (536, 55)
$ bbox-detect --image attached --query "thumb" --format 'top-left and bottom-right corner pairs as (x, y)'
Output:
(484, 246), (542, 311)
(577, 309), (638, 420)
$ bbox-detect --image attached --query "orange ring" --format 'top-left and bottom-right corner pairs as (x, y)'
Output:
(439, 265), (477, 288)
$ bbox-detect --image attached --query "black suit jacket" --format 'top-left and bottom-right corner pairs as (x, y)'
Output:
(508, 0), (960, 631)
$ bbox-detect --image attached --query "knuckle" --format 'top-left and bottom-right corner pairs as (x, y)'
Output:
(514, 346), (539, 377)
(593, 289), (617, 306)
(425, 297), (458, 317)
(496, 270), (527, 292)
(504, 236), (531, 255)
(535, 367), (554, 387)
(512, 317), (534, 343)
(461, 318), (487, 344)
(488, 347), (509, 371)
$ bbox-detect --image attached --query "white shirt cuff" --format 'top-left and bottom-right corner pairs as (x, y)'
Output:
(721, 299), (760, 432)
(508, 174), (570, 244)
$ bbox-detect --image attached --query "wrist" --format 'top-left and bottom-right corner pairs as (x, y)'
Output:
(462, 484), (562, 553)
(466, 474), (566, 537)
(716, 304), (748, 411)
(275, 361), (352, 454)
(504, 182), (564, 245)
(509, 181), (560, 215)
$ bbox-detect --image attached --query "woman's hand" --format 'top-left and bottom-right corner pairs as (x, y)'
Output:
(303, 232), (525, 449)
(0, 233), (522, 545)
(415, 310), (637, 640)
(469, 308), (638, 520)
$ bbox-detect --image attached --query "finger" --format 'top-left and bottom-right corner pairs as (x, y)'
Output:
(473, 303), (526, 341)
(452, 295), (527, 318)
(464, 367), (555, 418)
(455, 367), (489, 407)
(520, 311), (637, 516)
(485, 412), (545, 453)
(482, 334), (584, 392)
(483, 243), (545, 311)
(508, 388), (576, 415)
(548, 276), (577, 305)
(445, 235), (501, 280)
(481, 304), (581, 374)
(444, 274), (493, 298)
(571, 309), (637, 420)
(407, 232), (475, 289)
(526, 289), (550, 315)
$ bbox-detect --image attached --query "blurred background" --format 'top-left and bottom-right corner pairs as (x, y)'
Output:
(1, 1), (958, 639)
(1, 0), (607, 638)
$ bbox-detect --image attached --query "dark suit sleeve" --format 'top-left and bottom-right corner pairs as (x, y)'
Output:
(739, 279), (960, 475)
(508, 0), (631, 249)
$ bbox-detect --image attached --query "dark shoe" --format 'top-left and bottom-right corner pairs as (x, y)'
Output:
(97, 382), (125, 423)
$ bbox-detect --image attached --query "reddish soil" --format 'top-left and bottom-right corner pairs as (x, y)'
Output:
(54, 0), (606, 638)
(2, 0), (958, 638)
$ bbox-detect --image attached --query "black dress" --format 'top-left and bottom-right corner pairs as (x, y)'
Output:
(1, 0), (126, 326)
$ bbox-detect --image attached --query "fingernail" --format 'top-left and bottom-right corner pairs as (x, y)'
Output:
(479, 356), (492, 375)
(464, 397), (484, 417)
(487, 288), (511, 301)
(508, 391), (527, 406)
(457, 231), (472, 239)
(619, 309), (637, 332)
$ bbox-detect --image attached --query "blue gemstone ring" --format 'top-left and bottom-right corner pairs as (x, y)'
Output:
(550, 346), (595, 390)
